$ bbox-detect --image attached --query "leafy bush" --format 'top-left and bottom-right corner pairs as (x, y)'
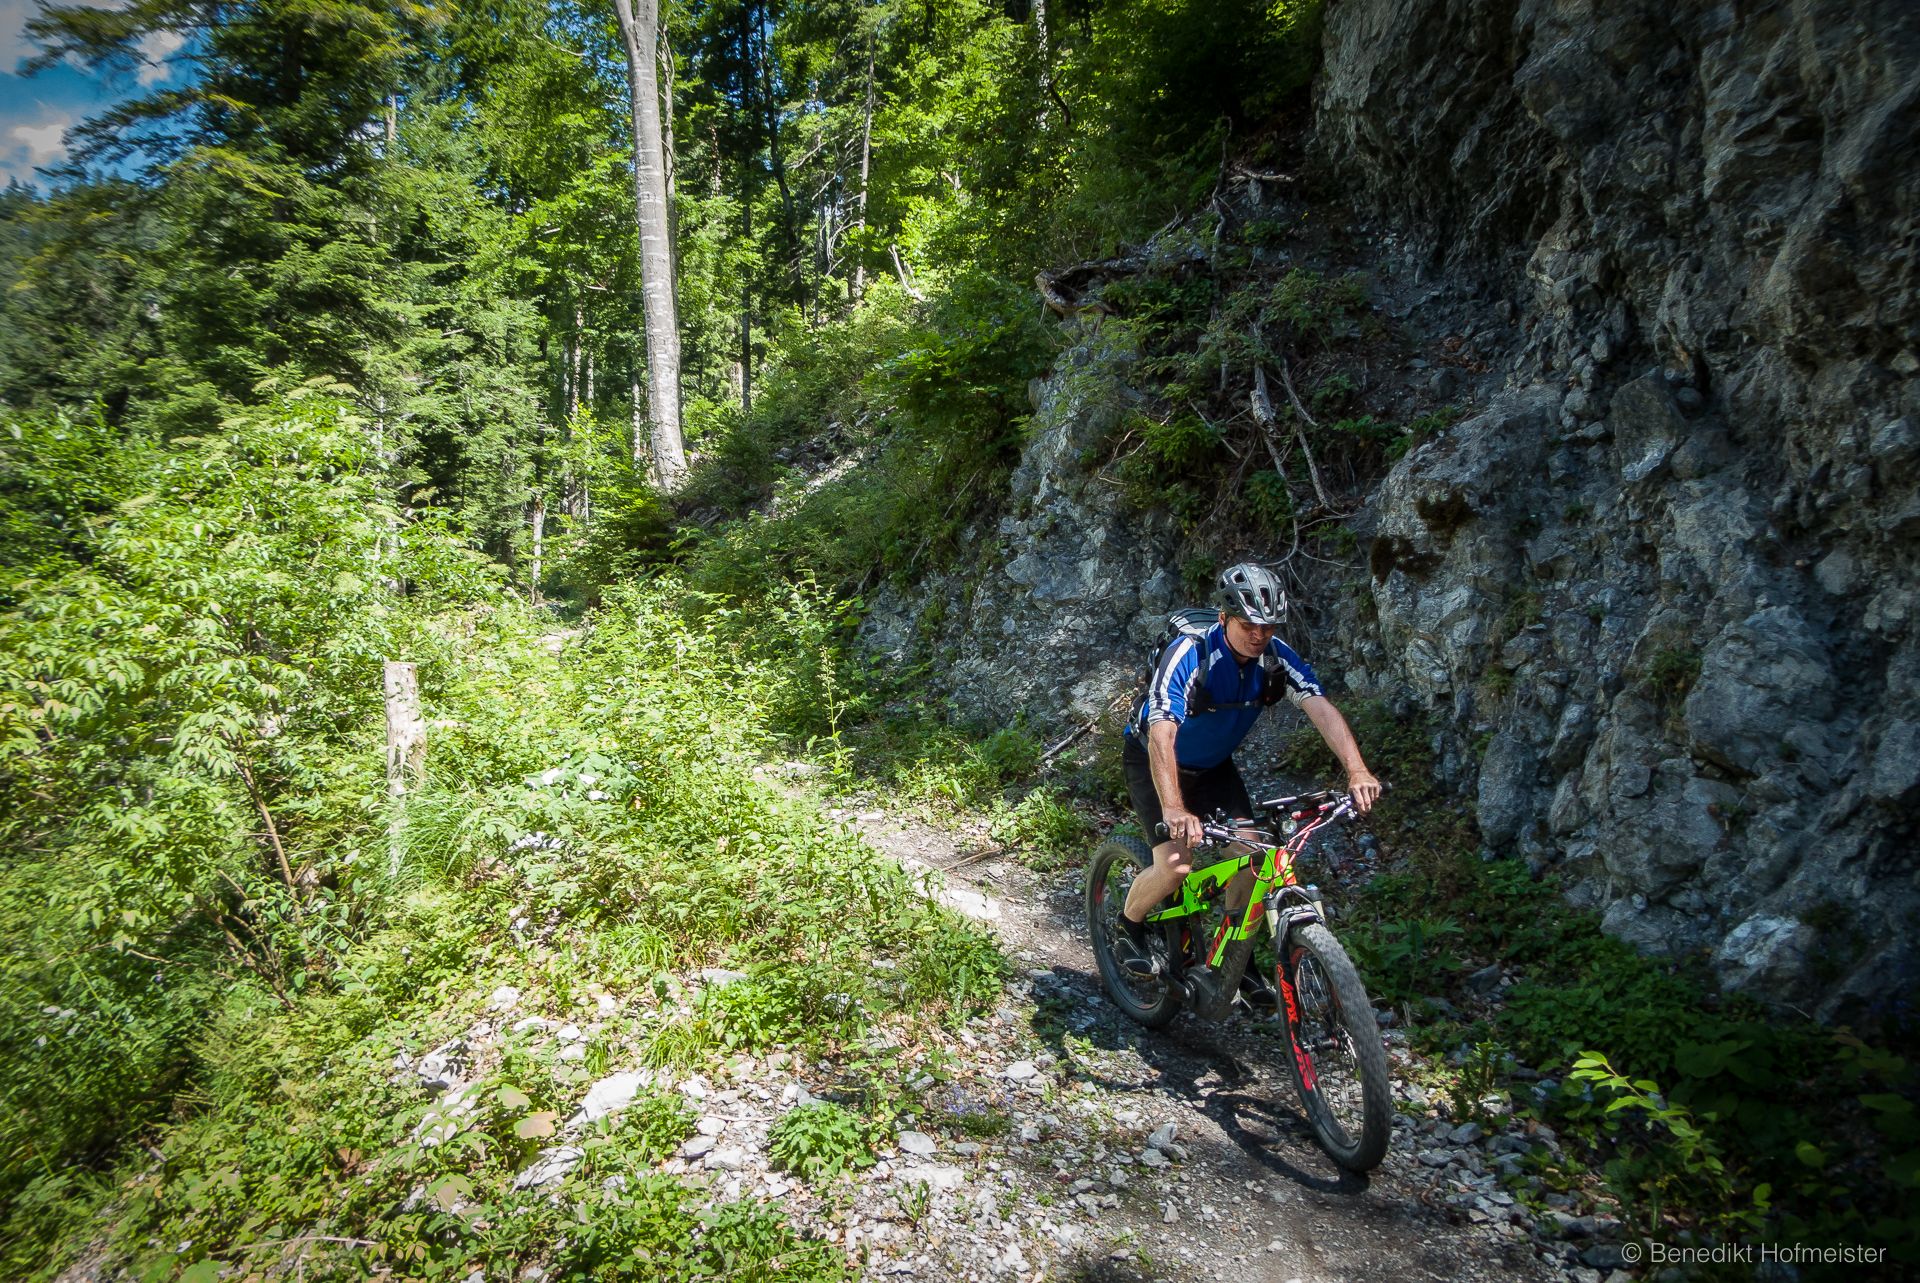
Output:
(769, 1102), (875, 1183)
(698, 966), (865, 1053)
(1343, 916), (1465, 1008)
(1245, 468), (1294, 532)
(991, 787), (1092, 868)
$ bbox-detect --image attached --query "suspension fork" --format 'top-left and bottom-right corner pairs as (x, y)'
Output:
(1269, 892), (1329, 1090)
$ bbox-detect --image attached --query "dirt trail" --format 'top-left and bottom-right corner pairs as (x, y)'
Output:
(830, 798), (1556, 1283)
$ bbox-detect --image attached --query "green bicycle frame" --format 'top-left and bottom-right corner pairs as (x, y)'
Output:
(1143, 836), (1303, 969)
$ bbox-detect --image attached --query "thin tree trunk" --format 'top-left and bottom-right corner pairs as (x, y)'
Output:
(1034, 0), (1052, 128)
(741, 196), (753, 414)
(530, 495), (545, 605)
(750, 2), (805, 304)
(614, 0), (687, 489)
(564, 309), (585, 519)
(568, 306), (583, 420)
(852, 38), (874, 302)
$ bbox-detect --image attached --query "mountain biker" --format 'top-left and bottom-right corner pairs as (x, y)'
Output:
(1115, 562), (1382, 977)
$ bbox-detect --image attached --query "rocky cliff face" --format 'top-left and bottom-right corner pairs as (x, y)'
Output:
(864, 0), (1918, 1022)
(1312, 0), (1918, 1021)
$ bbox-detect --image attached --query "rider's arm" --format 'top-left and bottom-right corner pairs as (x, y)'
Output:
(1146, 720), (1206, 848)
(1301, 695), (1382, 812)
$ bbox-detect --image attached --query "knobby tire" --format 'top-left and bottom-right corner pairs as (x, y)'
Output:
(1281, 921), (1392, 1171)
(1085, 835), (1181, 1029)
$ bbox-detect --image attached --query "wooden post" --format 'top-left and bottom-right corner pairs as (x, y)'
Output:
(385, 661), (426, 874)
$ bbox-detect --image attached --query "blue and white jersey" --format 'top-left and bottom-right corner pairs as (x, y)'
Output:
(1125, 623), (1324, 770)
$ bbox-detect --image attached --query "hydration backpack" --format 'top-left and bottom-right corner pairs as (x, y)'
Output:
(1131, 607), (1286, 737)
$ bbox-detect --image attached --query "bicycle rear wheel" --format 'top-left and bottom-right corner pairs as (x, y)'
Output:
(1279, 921), (1392, 1171)
(1085, 835), (1180, 1029)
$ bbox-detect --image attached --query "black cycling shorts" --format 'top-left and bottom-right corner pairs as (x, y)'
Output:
(1122, 736), (1253, 846)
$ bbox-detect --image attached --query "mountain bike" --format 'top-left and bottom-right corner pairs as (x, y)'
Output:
(1085, 789), (1393, 1171)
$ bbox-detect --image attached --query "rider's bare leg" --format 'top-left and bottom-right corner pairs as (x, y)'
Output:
(1122, 840), (1191, 922)
(1124, 838), (1260, 923)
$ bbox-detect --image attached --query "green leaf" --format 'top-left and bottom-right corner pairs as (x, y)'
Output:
(429, 1173), (474, 1211)
(515, 1111), (558, 1139)
(1860, 1093), (1914, 1115)
(1887, 1150), (1920, 1188)
(498, 1086), (531, 1111)
(1795, 1140), (1829, 1169)
(178, 1262), (225, 1283)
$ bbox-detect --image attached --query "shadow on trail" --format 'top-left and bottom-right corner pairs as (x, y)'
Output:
(1025, 963), (1372, 1199)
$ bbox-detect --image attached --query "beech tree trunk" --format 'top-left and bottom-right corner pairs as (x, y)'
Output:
(852, 39), (875, 301)
(614, 0), (687, 490)
(1034, 0), (1052, 126)
(529, 495), (545, 605)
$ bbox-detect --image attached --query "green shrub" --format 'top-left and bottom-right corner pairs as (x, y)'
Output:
(1647, 647), (1702, 709)
(1245, 468), (1294, 532)
(698, 965), (865, 1053)
(769, 1102), (875, 1183)
(990, 787), (1092, 867)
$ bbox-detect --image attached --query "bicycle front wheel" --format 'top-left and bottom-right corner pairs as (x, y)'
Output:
(1279, 921), (1392, 1171)
(1086, 835), (1180, 1029)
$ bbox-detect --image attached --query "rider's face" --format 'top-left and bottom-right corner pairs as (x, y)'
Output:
(1222, 613), (1274, 659)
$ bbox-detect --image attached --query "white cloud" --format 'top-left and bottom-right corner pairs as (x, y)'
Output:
(134, 28), (182, 85)
(0, 105), (74, 184)
(10, 114), (68, 162)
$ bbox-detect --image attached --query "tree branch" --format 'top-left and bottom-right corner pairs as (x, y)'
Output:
(1277, 358), (1336, 510)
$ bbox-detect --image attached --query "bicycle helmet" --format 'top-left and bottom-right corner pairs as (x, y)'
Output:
(1214, 562), (1287, 625)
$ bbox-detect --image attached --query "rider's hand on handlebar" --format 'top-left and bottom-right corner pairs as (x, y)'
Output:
(1162, 808), (1207, 851)
(1347, 770), (1383, 814)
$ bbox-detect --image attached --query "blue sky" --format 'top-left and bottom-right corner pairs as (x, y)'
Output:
(0, 1), (184, 187)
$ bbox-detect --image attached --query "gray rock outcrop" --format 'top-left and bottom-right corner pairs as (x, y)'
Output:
(861, 334), (1181, 728)
(1313, 0), (1919, 1020)
(860, 0), (1918, 1022)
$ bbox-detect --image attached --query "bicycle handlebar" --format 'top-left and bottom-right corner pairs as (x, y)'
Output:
(1153, 784), (1378, 846)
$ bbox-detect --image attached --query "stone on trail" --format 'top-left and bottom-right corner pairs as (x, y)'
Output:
(513, 1145), (584, 1189)
(699, 968), (749, 988)
(1003, 1060), (1038, 1081)
(1146, 1122), (1177, 1151)
(487, 985), (521, 1011)
(899, 1163), (966, 1191)
(1139, 1148), (1169, 1168)
(940, 886), (1001, 920)
(1449, 1121), (1484, 1144)
(681, 1136), (716, 1159)
(707, 1146), (747, 1171)
(415, 1038), (467, 1092)
(572, 1070), (649, 1126)
(897, 1130), (936, 1156)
